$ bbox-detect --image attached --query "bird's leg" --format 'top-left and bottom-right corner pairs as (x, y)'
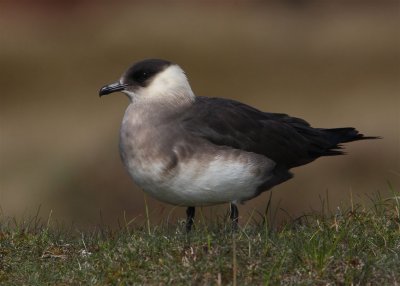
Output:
(230, 203), (239, 231)
(186, 206), (195, 232)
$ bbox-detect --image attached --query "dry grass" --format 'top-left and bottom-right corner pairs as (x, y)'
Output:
(1, 191), (399, 285)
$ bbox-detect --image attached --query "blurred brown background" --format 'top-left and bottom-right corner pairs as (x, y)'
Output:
(0, 1), (399, 227)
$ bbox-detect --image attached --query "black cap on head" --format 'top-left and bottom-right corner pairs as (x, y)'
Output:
(99, 59), (172, 97)
(123, 59), (171, 87)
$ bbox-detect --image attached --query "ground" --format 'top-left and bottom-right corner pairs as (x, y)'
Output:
(1, 192), (399, 285)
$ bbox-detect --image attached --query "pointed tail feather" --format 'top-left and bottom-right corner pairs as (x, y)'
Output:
(314, 127), (380, 157)
(323, 127), (380, 144)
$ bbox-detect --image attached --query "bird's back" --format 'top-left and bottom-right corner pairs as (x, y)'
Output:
(180, 96), (376, 169)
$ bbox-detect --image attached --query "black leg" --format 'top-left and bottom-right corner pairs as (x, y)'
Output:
(186, 206), (195, 232)
(230, 203), (239, 230)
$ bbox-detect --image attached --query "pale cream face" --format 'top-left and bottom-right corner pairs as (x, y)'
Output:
(122, 65), (195, 102)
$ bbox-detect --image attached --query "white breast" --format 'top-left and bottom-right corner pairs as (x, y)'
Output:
(119, 101), (276, 207)
(122, 144), (276, 206)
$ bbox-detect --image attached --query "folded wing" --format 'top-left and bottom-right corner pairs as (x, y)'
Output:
(180, 97), (373, 169)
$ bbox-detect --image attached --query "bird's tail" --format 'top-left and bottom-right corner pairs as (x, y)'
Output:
(320, 127), (380, 156)
(324, 127), (379, 143)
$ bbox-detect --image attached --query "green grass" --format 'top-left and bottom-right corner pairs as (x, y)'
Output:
(1, 192), (399, 285)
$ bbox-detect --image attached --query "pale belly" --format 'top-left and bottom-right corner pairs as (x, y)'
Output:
(122, 147), (276, 206)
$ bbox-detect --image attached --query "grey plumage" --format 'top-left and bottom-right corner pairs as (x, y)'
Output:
(99, 58), (378, 231)
(181, 96), (376, 169)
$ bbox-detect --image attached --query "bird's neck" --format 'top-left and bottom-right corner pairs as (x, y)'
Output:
(120, 94), (192, 160)
(123, 93), (193, 128)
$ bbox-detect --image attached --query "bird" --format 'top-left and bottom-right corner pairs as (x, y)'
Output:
(99, 58), (378, 232)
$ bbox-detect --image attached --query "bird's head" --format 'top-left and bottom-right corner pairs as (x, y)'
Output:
(99, 59), (194, 102)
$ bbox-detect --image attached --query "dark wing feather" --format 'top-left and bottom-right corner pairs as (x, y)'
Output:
(180, 97), (368, 168)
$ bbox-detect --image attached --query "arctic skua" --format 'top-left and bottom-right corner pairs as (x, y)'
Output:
(99, 59), (378, 231)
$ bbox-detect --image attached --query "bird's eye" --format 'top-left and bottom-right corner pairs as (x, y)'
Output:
(128, 69), (154, 86)
(136, 71), (150, 83)
(142, 72), (148, 77)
